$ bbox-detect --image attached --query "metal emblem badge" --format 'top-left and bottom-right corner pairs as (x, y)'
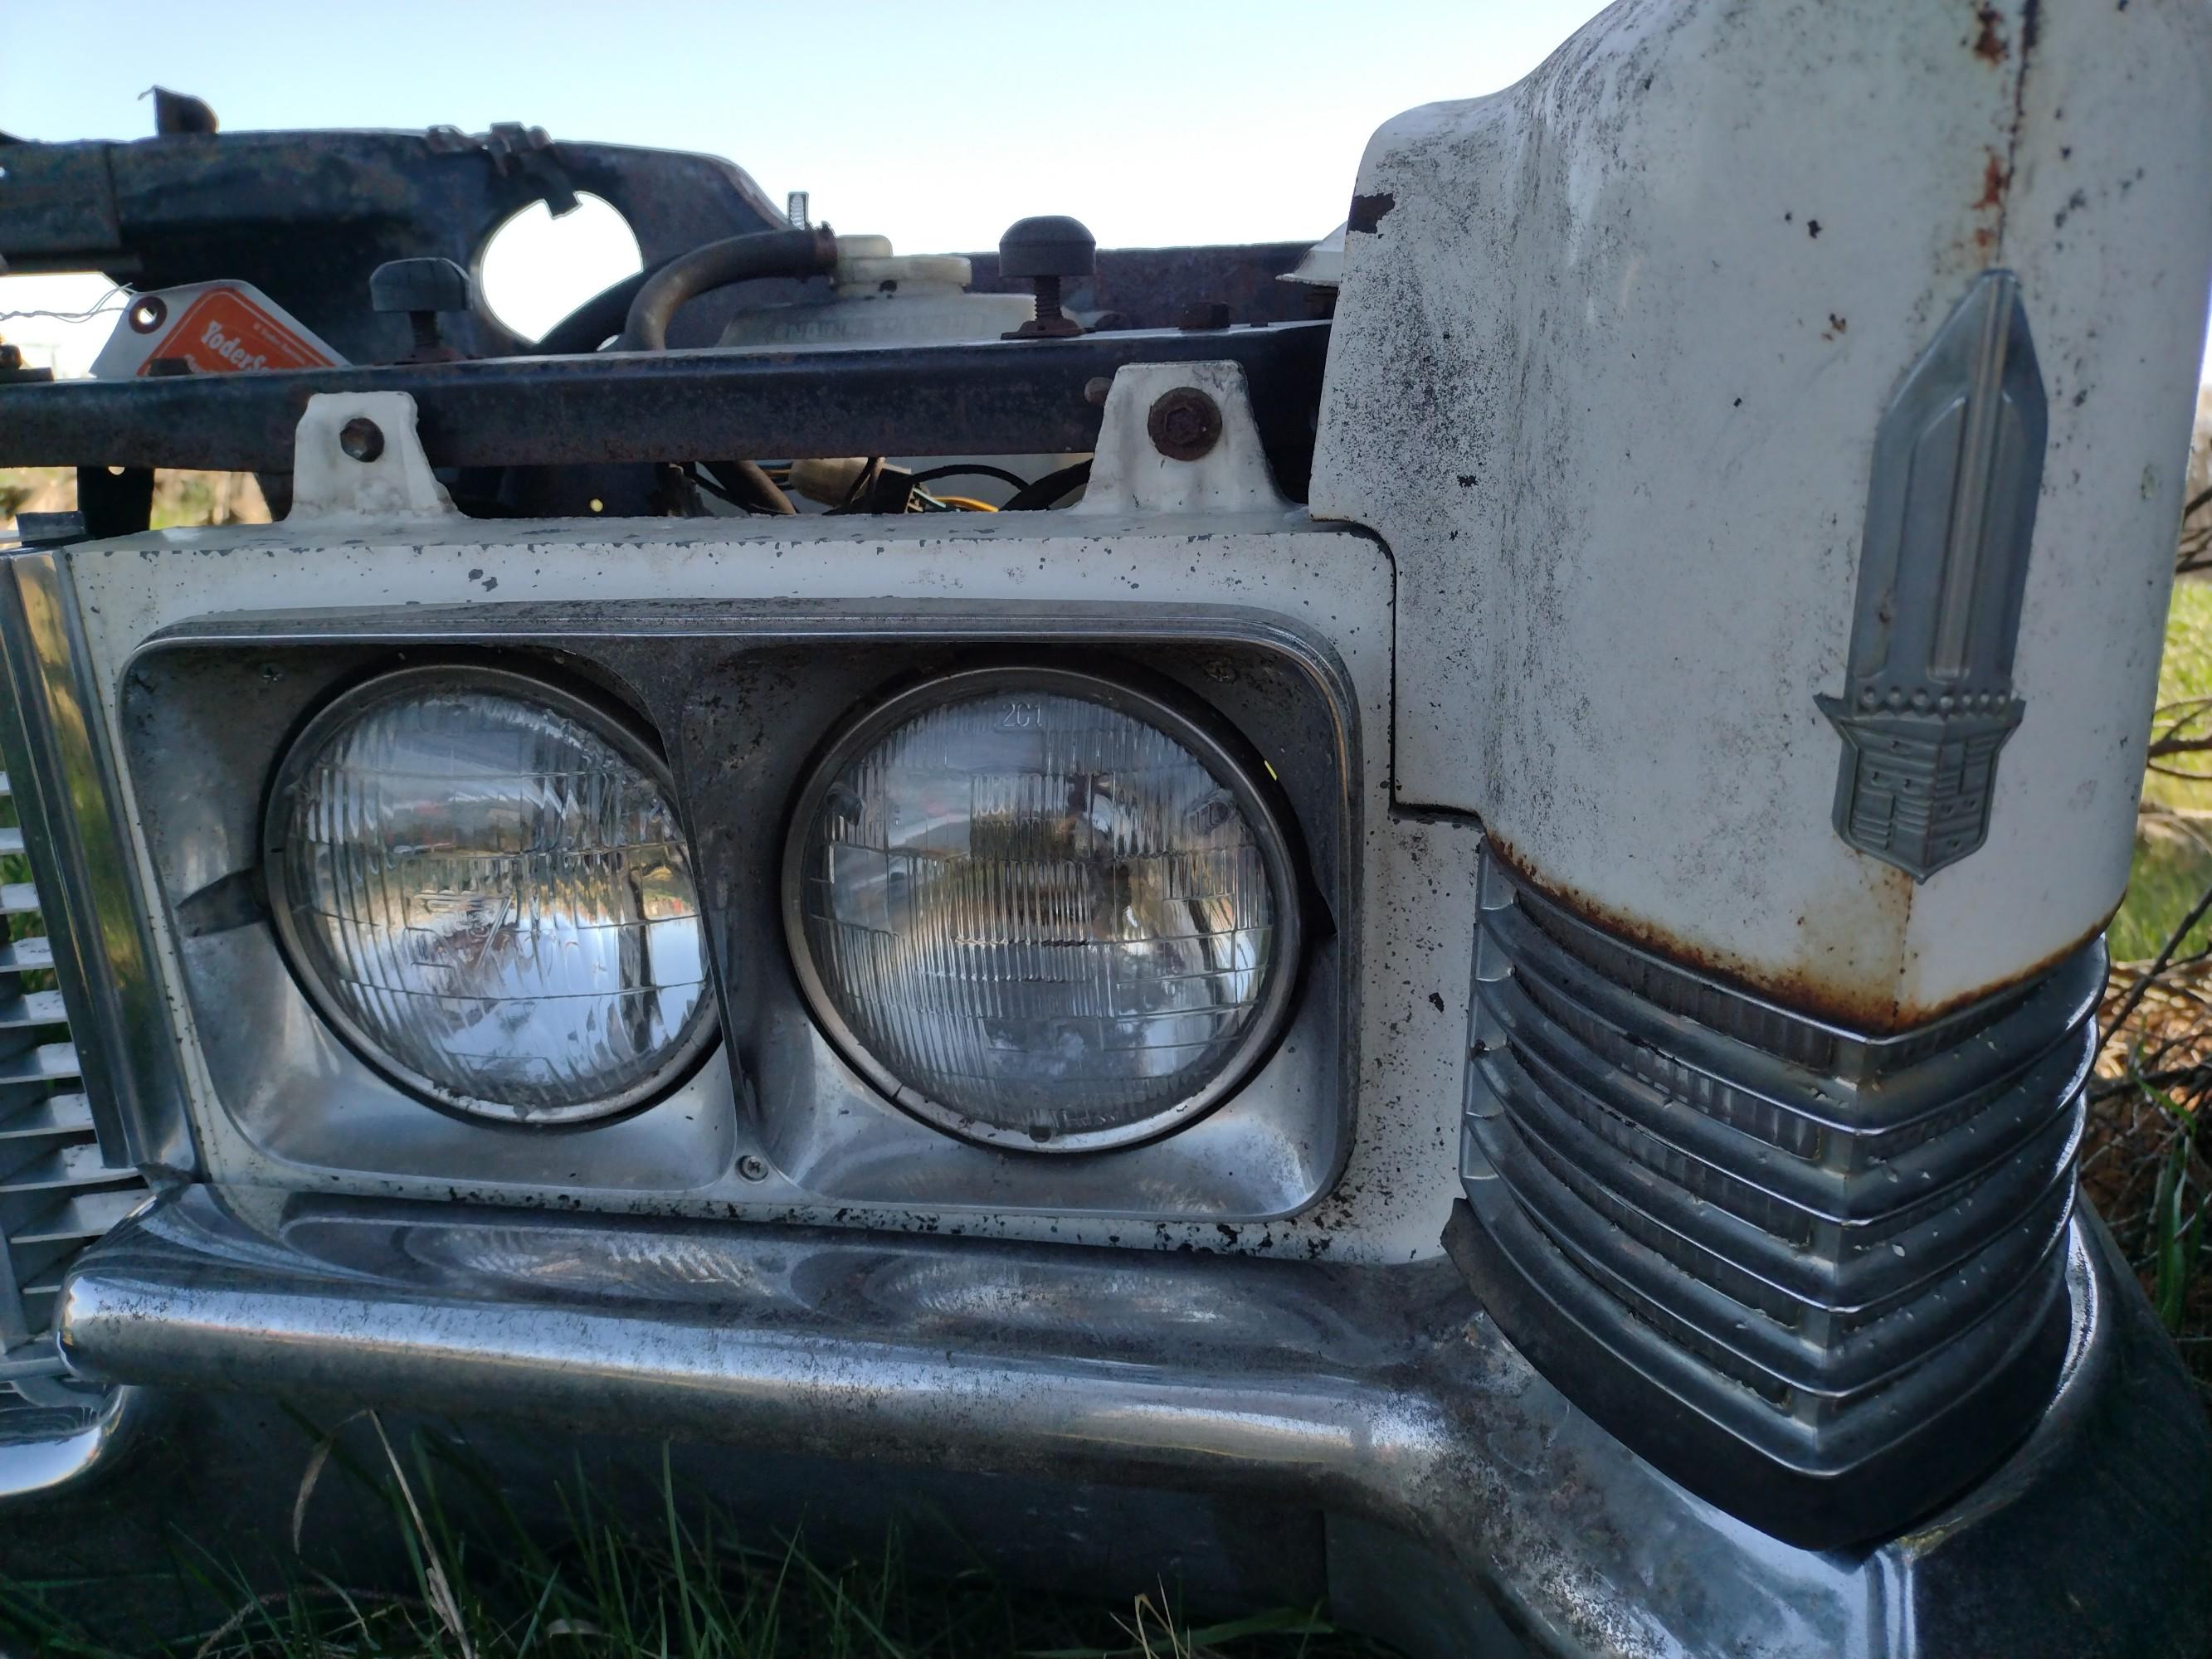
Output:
(1818, 270), (2048, 881)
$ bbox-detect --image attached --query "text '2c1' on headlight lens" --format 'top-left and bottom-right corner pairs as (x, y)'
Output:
(784, 668), (1301, 1152)
(265, 665), (717, 1126)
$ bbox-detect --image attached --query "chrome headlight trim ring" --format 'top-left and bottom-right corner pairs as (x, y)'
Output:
(780, 664), (1307, 1155)
(261, 662), (721, 1128)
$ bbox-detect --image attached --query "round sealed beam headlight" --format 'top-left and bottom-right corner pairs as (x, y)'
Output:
(264, 664), (716, 1126)
(783, 666), (1302, 1152)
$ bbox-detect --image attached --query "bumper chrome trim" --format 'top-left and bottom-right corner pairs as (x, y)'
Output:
(0, 1379), (151, 1503)
(60, 1185), (2212, 1658)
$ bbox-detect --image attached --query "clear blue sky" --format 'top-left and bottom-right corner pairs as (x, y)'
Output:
(1, 0), (1606, 352)
(1, 1), (1605, 251)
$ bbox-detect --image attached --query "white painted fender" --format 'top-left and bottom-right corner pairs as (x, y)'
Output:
(1309, 0), (2212, 1027)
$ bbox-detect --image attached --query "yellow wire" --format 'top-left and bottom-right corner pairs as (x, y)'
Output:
(933, 494), (999, 512)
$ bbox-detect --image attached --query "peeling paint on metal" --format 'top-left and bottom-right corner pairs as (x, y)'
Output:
(1310, 0), (2212, 1025)
(1346, 192), (1396, 236)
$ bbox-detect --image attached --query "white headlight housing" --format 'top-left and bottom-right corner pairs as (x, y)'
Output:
(783, 667), (1302, 1152)
(264, 664), (717, 1125)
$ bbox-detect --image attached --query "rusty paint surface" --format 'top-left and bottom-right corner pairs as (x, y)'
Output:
(1482, 829), (2107, 1037)
(1973, 3), (2010, 64)
(1313, 0), (2212, 1025)
(1976, 148), (2010, 211)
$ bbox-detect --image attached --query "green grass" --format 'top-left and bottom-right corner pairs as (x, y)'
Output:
(2108, 816), (2212, 961)
(0, 1425), (1396, 1659)
(2156, 580), (2212, 701)
(2102, 576), (2212, 1402)
(2136, 579), (2212, 815)
(2109, 577), (2212, 959)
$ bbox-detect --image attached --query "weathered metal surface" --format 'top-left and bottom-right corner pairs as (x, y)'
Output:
(0, 553), (190, 1176)
(0, 121), (1313, 364)
(1079, 362), (1288, 514)
(1456, 847), (2095, 1547)
(289, 392), (456, 520)
(0, 552), (171, 1499)
(1307, 0), (2212, 1029)
(0, 128), (792, 361)
(61, 498), (1447, 1262)
(961, 241), (1316, 330)
(122, 607), (1356, 1220)
(0, 324), (1330, 496)
(1480, 829), (2104, 1034)
(56, 1186), (2212, 1657)
(1145, 385), (1224, 461)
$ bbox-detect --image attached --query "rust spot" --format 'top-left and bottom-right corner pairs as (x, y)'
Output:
(1482, 834), (2101, 1035)
(1347, 192), (1396, 235)
(1972, 3), (2009, 63)
(1976, 149), (2010, 212)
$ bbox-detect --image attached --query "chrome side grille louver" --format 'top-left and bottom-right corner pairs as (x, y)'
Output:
(1447, 848), (2093, 1549)
(0, 530), (178, 1486)
(0, 768), (152, 1430)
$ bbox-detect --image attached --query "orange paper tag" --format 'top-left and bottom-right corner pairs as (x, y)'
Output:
(139, 286), (338, 376)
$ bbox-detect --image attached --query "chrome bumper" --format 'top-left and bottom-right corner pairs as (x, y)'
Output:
(53, 1186), (2212, 1659)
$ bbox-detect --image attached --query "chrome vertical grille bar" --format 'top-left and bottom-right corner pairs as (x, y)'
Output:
(0, 524), (163, 1486)
(0, 766), (152, 1412)
(0, 543), (192, 1175)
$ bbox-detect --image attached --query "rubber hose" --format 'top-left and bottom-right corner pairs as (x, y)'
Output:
(704, 458), (797, 515)
(533, 266), (658, 357)
(620, 226), (840, 353)
(1001, 459), (1094, 512)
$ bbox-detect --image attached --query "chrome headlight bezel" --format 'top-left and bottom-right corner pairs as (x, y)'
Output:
(261, 662), (721, 1127)
(121, 601), (1359, 1222)
(780, 664), (1306, 1154)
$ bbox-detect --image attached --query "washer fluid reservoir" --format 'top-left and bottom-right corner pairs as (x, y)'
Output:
(719, 235), (1035, 349)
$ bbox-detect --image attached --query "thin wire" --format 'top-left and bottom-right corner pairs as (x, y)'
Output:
(685, 463), (779, 514)
(906, 462), (1034, 493)
(826, 457), (886, 514)
(0, 284), (131, 326)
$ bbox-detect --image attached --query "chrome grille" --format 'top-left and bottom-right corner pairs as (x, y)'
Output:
(0, 769), (149, 1422)
(1451, 846), (2095, 1546)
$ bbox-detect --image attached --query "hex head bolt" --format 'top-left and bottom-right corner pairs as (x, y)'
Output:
(1146, 387), (1222, 461)
(339, 417), (385, 463)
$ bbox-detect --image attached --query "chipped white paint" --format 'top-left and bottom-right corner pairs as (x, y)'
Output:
(1310, 0), (2212, 1026)
(289, 392), (457, 523)
(1078, 362), (1294, 518)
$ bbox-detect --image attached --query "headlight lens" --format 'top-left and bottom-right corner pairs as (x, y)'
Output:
(785, 669), (1299, 1151)
(265, 666), (715, 1125)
